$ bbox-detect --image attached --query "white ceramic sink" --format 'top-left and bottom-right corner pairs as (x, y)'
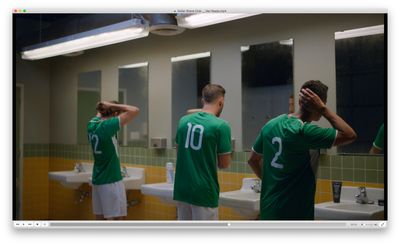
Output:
(48, 162), (93, 189)
(315, 186), (384, 220)
(219, 178), (261, 219)
(88, 166), (145, 190)
(140, 182), (176, 205)
(121, 167), (145, 190)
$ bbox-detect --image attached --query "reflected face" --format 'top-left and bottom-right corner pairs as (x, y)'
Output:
(215, 96), (225, 117)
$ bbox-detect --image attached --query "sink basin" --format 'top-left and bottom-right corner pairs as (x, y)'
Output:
(121, 167), (145, 190)
(219, 178), (260, 219)
(315, 186), (384, 220)
(48, 162), (93, 189)
(140, 182), (176, 205)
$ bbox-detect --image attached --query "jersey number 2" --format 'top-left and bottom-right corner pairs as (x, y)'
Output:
(271, 137), (283, 169)
(89, 133), (102, 154)
(185, 123), (204, 150)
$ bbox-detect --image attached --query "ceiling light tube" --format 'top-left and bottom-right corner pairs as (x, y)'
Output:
(119, 62), (149, 69)
(335, 25), (384, 40)
(171, 52), (210, 62)
(21, 19), (149, 60)
(176, 13), (257, 29)
(240, 46), (250, 52)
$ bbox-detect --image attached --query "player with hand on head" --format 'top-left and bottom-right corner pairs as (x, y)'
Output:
(88, 101), (139, 220)
(247, 80), (356, 220)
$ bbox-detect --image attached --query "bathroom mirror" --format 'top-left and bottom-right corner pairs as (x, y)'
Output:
(77, 70), (101, 145)
(335, 26), (385, 154)
(118, 62), (149, 147)
(171, 52), (211, 144)
(241, 39), (294, 150)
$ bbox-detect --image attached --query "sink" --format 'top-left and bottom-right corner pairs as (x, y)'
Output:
(48, 162), (93, 189)
(140, 182), (176, 205)
(315, 186), (384, 220)
(219, 178), (260, 219)
(121, 167), (145, 190)
(88, 166), (145, 190)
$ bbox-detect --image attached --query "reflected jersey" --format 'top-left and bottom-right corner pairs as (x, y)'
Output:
(373, 124), (384, 151)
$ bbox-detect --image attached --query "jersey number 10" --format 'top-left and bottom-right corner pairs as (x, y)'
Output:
(185, 123), (204, 150)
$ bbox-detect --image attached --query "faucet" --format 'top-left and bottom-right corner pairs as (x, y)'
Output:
(74, 163), (84, 173)
(121, 166), (129, 178)
(355, 187), (374, 204)
(251, 179), (261, 193)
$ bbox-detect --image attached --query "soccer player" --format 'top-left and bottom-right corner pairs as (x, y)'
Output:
(247, 80), (357, 220)
(370, 124), (384, 154)
(88, 101), (139, 220)
(173, 84), (232, 220)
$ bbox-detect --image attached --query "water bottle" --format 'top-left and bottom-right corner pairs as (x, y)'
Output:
(166, 162), (174, 184)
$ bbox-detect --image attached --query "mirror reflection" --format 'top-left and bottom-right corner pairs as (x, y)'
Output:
(171, 52), (211, 143)
(241, 39), (294, 150)
(118, 62), (149, 147)
(77, 70), (101, 145)
(335, 26), (385, 154)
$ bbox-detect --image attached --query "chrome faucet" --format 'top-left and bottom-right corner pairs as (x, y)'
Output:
(251, 179), (261, 193)
(74, 163), (84, 173)
(355, 187), (374, 204)
(121, 166), (129, 178)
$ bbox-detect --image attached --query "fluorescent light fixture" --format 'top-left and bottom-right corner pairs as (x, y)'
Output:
(240, 46), (250, 52)
(119, 62), (148, 69)
(21, 19), (149, 60)
(335, 25), (384, 40)
(176, 13), (257, 29)
(171, 52), (210, 62)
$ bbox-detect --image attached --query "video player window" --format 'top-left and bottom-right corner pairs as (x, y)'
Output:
(13, 11), (387, 229)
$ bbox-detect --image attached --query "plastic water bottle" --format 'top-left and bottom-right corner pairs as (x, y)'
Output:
(166, 162), (174, 184)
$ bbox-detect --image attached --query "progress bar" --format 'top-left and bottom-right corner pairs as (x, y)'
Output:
(13, 221), (387, 229)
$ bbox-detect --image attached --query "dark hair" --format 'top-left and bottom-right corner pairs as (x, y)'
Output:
(96, 101), (120, 117)
(202, 84), (226, 103)
(301, 80), (328, 102)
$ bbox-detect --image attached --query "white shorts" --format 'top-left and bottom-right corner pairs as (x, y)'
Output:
(177, 201), (219, 220)
(92, 180), (127, 219)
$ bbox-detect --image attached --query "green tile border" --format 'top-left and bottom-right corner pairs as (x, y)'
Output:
(330, 155), (342, 168)
(342, 168), (354, 181)
(23, 144), (385, 183)
(23, 143), (50, 157)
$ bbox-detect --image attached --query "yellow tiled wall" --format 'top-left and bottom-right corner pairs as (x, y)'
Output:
(22, 157), (49, 220)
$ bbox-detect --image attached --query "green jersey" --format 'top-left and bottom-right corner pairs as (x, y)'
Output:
(252, 114), (336, 220)
(373, 124), (384, 151)
(87, 116), (122, 185)
(173, 112), (231, 208)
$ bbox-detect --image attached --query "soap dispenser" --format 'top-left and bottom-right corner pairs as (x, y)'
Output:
(166, 162), (174, 184)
